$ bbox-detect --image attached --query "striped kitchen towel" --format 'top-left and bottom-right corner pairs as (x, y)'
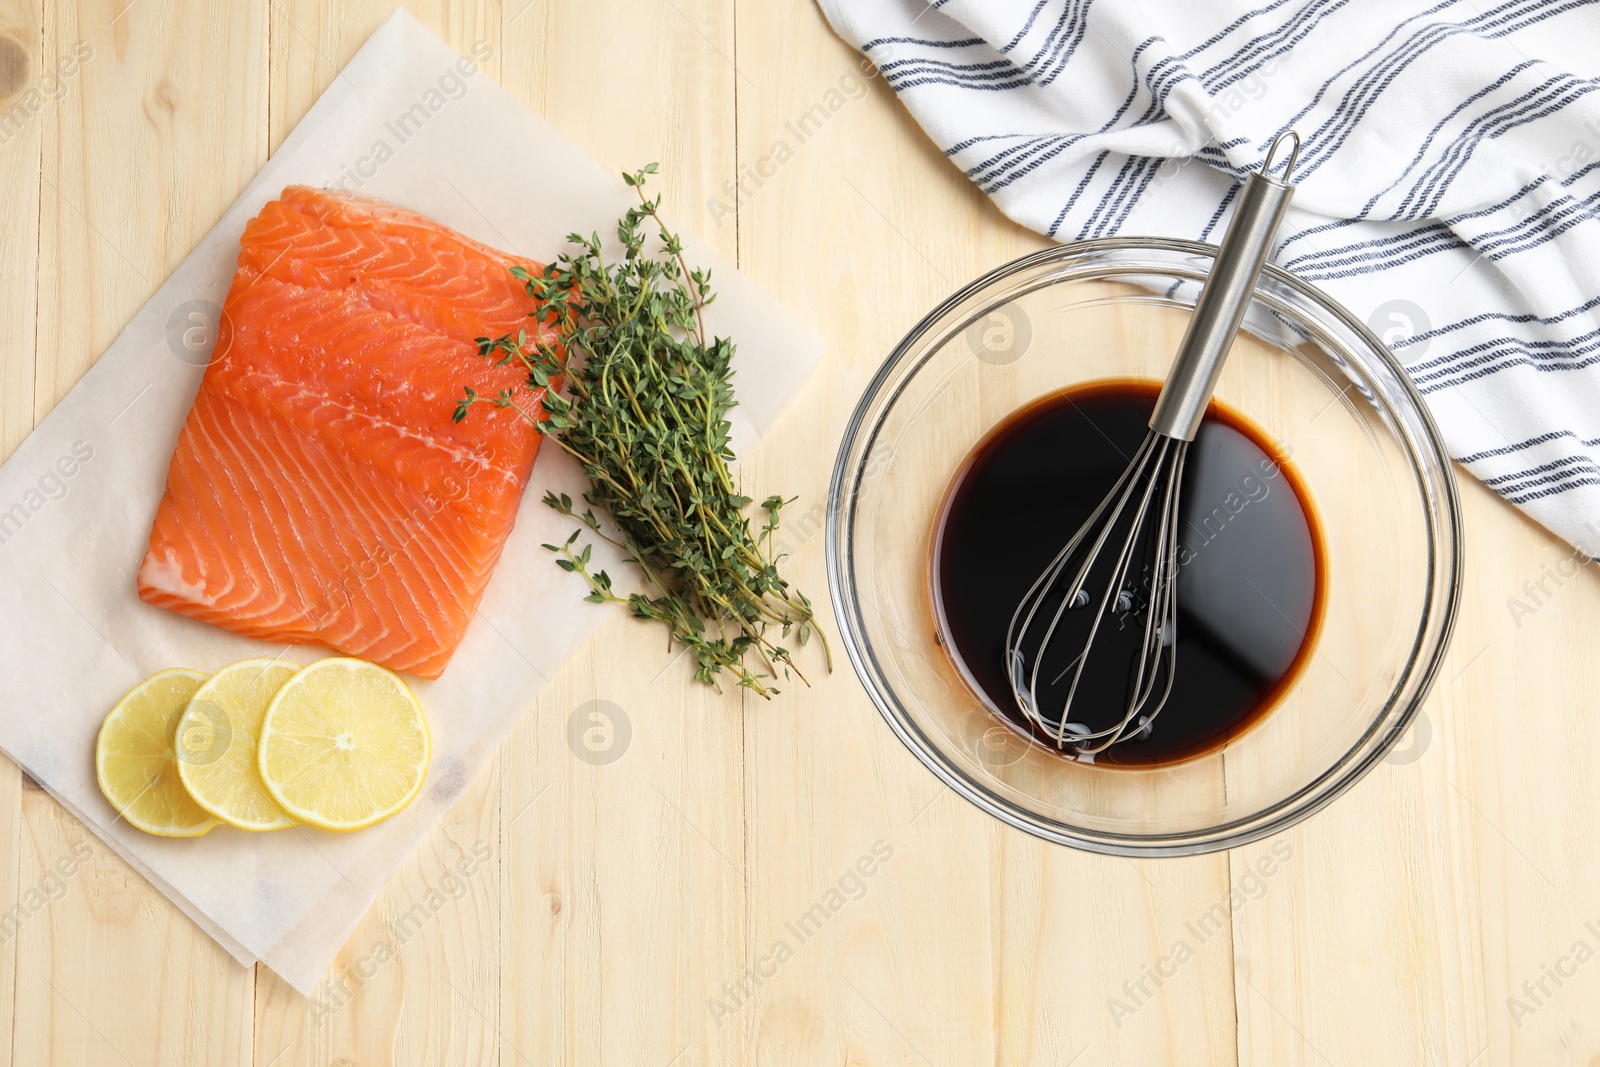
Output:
(818, 0), (1600, 557)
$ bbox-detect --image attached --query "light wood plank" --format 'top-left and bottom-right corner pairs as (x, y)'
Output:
(34, 0), (268, 408)
(495, 2), (745, 1065)
(12, 775), (257, 1066)
(248, 2), (746, 1065)
(254, 8), (512, 1064)
(10, 2), (1600, 1065)
(0, 0), (40, 463)
(8, 1), (266, 1064)
(0, 7), (42, 1062)
(732, 5), (1239, 1065)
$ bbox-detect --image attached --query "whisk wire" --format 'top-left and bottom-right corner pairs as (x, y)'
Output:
(1005, 432), (1158, 727)
(1049, 433), (1169, 747)
(1079, 439), (1187, 755)
(1003, 429), (1193, 757)
(1002, 135), (1296, 759)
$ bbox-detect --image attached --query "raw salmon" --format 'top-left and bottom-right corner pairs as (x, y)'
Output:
(138, 186), (553, 678)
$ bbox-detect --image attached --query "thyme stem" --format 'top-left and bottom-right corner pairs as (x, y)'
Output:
(455, 164), (829, 696)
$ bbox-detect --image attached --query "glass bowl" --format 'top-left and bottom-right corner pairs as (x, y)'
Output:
(826, 237), (1463, 857)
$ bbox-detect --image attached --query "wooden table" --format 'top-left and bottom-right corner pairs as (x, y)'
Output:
(2, 2), (1597, 1063)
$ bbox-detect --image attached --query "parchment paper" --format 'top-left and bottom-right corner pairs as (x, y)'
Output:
(0, 8), (820, 995)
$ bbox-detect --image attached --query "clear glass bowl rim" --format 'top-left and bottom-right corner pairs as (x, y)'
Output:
(825, 235), (1465, 857)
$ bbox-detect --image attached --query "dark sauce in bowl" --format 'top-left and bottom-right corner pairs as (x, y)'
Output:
(931, 379), (1326, 768)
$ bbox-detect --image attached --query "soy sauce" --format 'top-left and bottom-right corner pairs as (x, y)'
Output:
(931, 380), (1325, 768)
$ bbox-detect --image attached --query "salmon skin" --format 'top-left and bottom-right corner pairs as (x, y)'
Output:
(138, 186), (552, 679)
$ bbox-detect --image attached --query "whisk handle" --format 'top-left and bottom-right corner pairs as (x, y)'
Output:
(1149, 134), (1298, 441)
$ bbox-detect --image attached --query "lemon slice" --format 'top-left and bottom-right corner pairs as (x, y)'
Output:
(96, 668), (218, 837)
(176, 658), (299, 831)
(257, 658), (431, 831)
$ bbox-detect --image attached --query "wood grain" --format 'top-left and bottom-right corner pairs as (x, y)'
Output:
(4, 1), (1600, 1064)
(7, 1), (266, 1064)
(0, 4), (38, 1058)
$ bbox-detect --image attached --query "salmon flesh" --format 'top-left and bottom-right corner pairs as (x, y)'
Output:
(138, 186), (552, 678)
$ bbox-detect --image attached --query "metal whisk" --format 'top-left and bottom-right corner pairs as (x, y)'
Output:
(1005, 130), (1301, 759)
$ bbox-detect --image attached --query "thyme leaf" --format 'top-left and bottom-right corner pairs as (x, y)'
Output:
(457, 164), (830, 698)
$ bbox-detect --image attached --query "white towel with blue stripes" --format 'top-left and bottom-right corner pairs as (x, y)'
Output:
(818, 0), (1600, 556)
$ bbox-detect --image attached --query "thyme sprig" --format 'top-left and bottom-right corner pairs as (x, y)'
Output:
(454, 164), (829, 697)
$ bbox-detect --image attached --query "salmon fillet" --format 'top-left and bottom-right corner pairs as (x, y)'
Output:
(138, 186), (552, 678)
